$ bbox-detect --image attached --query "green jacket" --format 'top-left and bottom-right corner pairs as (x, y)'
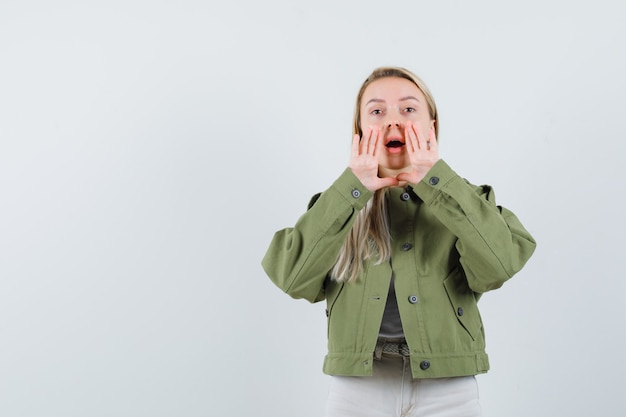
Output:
(262, 160), (536, 379)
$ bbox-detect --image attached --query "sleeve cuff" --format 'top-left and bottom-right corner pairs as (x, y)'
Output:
(411, 159), (461, 205)
(330, 168), (374, 211)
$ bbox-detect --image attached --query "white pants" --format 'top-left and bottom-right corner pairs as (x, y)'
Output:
(325, 357), (482, 417)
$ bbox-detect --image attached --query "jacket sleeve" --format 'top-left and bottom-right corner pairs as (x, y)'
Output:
(412, 159), (537, 293)
(261, 168), (373, 303)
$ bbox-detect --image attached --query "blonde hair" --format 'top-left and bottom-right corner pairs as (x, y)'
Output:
(330, 67), (439, 283)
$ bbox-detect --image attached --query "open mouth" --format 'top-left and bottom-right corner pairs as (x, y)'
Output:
(385, 137), (405, 154)
(386, 140), (405, 148)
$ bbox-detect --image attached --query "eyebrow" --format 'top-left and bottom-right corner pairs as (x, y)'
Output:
(365, 96), (421, 106)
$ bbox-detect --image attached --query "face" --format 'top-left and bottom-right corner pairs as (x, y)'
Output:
(359, 76), (435, 176)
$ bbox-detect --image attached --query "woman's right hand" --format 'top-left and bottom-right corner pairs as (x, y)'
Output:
(349, 126), (399, 192)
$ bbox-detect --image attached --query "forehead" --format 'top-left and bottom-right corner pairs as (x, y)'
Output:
(361, 77), (424, 104)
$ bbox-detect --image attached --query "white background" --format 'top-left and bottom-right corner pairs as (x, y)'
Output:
(1, 1), (625, 416)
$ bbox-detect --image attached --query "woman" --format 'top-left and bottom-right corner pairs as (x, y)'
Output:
(262, 67), (536, 416)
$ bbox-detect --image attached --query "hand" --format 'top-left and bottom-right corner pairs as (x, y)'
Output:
(396, 121), (439, 184)
(349, 126), (399, 192)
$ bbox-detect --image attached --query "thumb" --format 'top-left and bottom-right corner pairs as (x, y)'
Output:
(377, 176), (399, 189)
(396, 172), (417, 184)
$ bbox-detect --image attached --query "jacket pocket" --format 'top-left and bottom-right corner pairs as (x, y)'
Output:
(442, 268), (483, 343)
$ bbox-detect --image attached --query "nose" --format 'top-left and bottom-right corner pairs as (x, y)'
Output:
(386, 121), (401, 129)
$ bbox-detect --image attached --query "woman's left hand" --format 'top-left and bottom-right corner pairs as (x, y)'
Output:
(396, 121), (439, 184)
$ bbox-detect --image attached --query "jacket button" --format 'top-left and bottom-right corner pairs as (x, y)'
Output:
(325, 309), (329, 317)
(457, 307), (464, 316)
(408, 295), (418, 304)
(401, 192), (410, 201)
(420, 360), (430, 370)
(401, 243), (412, 251)
(428, 176), (439, 185)
(351, 189), (361, 198)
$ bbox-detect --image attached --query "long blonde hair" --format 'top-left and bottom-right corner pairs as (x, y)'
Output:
(330, 67), (439, 283)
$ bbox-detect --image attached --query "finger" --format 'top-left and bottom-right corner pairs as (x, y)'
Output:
(410, 122), (423, 151)
(369, 126), (380, 155)
(396, 172), (411, 183)
(362, 126), (373, 155)
(371, 126), (381, 156)
(377, 176), (399, 189)
(351, 133), (361, 157)
(405, 121), (417, 153)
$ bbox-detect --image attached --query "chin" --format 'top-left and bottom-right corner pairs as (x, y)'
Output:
(382, 161), (410, 172)
(381, 156), (407, 169)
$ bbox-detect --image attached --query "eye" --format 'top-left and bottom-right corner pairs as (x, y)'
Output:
(403, 107), (416, 113)
(370, 109), (383, 116)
